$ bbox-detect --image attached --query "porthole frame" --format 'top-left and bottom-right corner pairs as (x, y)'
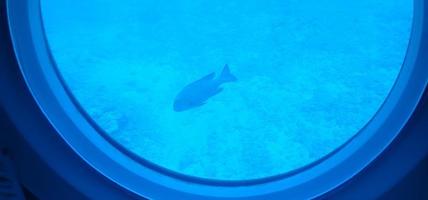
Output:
(2, 0), (428, 199)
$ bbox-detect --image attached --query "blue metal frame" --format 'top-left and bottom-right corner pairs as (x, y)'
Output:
(1, 0), (427, 199)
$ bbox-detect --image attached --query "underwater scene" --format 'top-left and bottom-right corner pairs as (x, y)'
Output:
(41, 0), (413, 180)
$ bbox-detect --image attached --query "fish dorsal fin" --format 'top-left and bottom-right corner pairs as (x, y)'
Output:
(196, 72), (215, 82)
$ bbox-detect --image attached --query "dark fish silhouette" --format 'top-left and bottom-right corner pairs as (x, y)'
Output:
(173, 64), (237, 112)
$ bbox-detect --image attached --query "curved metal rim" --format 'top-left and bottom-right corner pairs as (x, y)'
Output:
(5, 0), (428, 198)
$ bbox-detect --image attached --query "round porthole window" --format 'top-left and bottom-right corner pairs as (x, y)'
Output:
(5, 0), (427, 198)
(39, 0), (413, 180)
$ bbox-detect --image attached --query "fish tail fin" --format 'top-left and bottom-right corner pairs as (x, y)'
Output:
(219, 64), (237, 83)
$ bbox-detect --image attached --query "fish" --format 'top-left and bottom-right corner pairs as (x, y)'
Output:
(173, 64), (237, 112)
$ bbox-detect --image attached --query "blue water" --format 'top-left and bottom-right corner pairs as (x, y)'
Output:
(41, 0), (413, 180)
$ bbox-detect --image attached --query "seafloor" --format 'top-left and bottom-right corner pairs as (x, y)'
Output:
(41, 0), (413, 180)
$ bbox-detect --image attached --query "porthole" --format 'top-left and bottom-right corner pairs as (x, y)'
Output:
(4, 0), (428, 198)
(40, 0), (414, 180)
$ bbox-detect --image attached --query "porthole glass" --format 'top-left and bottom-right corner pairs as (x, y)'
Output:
(40, 0), (413, 180)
